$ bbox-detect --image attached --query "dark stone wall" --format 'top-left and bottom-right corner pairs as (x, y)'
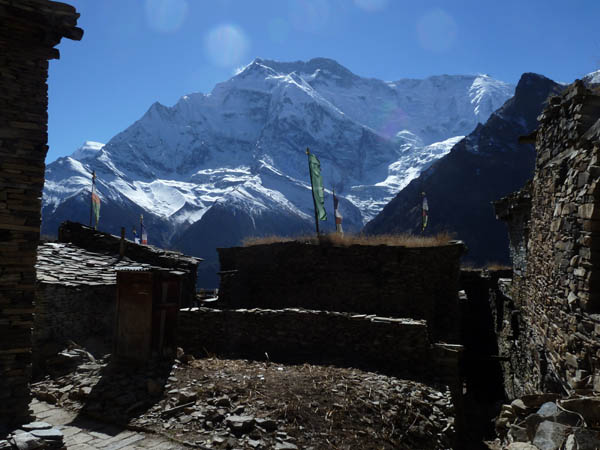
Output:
(0, 0), (81, 427)
(33, 283), (116, 372)
(178, 307), (461, 387)
(496, 81), (600, 398)
(459, 269), (514, 441)
(494, 182), (532, 278)
(218, 241), (465, 342)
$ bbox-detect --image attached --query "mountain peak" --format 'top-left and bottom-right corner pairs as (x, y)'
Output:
(250, 57), (358, 81)
(235, 59), (279, 78)
(515, 72), (553, 91)
(510, 73), (563, 119)
(70, 141), (104, 160)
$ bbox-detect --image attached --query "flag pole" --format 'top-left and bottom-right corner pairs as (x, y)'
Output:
(306, 148), (320, 235)
(332, 187), (337, 234)
(421, 191), (428, 234)
(89, 170), (95, 228)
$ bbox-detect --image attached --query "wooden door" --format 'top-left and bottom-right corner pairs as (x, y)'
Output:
(115, 271), (153, 361)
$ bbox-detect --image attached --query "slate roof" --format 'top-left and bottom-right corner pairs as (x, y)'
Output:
(36, 242), (155, 286)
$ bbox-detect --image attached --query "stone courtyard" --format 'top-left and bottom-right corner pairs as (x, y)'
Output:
(12, 349), (456, 450)
(22, 399), (180, 450)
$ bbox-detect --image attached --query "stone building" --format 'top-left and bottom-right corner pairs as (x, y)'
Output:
(34, 222), (202, 370)
(0, 0), (82, 427)
(57, 221), (201, 305)
(495, 80), (600, 397)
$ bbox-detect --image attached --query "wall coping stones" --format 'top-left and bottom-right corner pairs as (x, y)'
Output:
(180, 306), (427, 327)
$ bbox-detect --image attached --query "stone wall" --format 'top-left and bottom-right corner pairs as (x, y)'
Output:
(494, 182), (532, 279)
(0, 0), (82, 427)
(178, 307), (461, 387)
(218, 241), (465, 342)
(496, 81), (600, 398)
(33, 283), (116, 371)
(58, 221), (201, 306)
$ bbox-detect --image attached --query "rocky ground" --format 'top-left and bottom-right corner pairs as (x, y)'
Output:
(485, 393), (600, 450)
(29, 348), (456, 449)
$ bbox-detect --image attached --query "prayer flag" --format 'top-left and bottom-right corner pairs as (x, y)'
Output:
(422, 192), (429, 232)
(140, 214), (148, 245)
(333, 190), (343, 234)
(91, 193), (100, 227)
(90, 171), (100, 229)
(307, 150), (327, 222)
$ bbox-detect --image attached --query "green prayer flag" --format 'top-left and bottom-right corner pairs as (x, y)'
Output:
(308, 152), (327, 221)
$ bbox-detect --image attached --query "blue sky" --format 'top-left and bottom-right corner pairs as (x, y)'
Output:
(48, 0), (600, 163)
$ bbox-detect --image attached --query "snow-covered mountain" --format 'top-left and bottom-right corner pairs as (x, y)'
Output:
(42, 57), (514, 285)
(583, 69), (600, 85)
(364, 73), (564, 266)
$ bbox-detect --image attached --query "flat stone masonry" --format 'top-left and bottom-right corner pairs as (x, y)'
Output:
(0, 0), (82, 427)
(178, 307), (462, 387)
(494, 181), (532, 279)
(33, 283), (115, 371)
(218, 241), (465, 342)
(496, 80), (600, 397)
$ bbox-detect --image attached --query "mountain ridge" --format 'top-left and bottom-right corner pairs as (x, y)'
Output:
(363, 72), (564, 266)
(42, 57), (516, 285)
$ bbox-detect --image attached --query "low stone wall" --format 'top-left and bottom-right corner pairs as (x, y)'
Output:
(33, 283), (116, 371)
(218, 241), (465, 342)
(178, 307), (461, 387)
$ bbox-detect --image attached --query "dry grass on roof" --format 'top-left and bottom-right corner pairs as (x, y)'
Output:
(461, 261), (512, 271)
(242, 231), (454, 248)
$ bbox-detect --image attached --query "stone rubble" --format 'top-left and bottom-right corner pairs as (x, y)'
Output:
(1, 421), (65, 450)
(493, 393), (600, 449)
(27, 351), (457, 449)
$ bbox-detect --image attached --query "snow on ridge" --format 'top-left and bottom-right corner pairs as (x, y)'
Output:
(584, 69), (600, 84)
(469, 75), (514, 119)
(375, 136), (464, 191)
(71, 141), (104, 160)
(46, 57), (517, 237)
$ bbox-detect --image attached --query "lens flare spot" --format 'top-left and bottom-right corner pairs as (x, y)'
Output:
(145, 0), (188, 33)
(204, 24), (250, 67)
(353, 0), (388, 12)
(378, 102), (408, 138)
(417, 8), (458, 52)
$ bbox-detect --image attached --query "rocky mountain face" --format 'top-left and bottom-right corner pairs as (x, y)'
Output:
(41, 58), (514, 286)
(363, 73), (564, 266)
